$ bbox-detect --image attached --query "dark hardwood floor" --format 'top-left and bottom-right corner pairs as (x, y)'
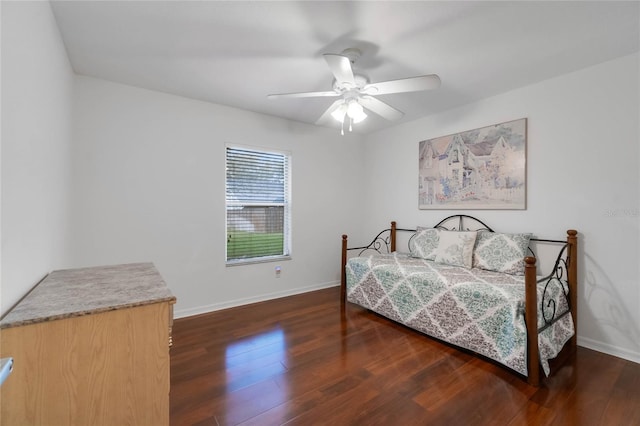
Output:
(170, 287), (640, 426)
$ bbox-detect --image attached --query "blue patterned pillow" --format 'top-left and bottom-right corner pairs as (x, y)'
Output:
(434, 230), (478, 268)
(473, 231), (532, 275)
(410, 227), (440, 260)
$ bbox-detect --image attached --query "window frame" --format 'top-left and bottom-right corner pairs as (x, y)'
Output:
(225, 144), (292, 266)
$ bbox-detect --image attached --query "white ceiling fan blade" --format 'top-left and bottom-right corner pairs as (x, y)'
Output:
(268, 90), (339, 99)
(315, 99), (345, 126)
(359, 96), (404, 121)
(363, 74), (441, 95)
(323, 54), (356, 88)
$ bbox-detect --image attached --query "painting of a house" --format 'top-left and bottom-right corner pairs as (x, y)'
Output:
(419, 118), (526, 209)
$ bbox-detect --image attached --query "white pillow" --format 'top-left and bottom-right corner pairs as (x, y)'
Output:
(410, 227), (440, 260)
(435, 230), (478, 268)
(473, 231), (532, 275)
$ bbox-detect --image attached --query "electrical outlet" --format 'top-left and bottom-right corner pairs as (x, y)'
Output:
(275, 266), (281, 278)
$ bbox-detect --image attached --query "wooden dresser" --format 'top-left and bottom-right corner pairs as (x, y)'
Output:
(0, 263), (176, 426)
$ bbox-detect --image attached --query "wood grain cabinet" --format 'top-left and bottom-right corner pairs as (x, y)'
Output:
(0, 263), (176, 426)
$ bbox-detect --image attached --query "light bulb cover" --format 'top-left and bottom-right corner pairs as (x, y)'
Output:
(347, 101), (367, 123)
(347, 101), (364, 117)
(351, 109), (367, 123)
(331, 103), (347, 122)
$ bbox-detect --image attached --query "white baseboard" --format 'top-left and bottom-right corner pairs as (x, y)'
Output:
(578, 336), (640, 365)
(173, 280), (340, 319)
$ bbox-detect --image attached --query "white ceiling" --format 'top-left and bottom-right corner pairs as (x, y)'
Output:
(50, 1), (639, 134)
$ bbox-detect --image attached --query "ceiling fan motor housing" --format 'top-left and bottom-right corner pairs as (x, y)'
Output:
(333, 73), (369, 92)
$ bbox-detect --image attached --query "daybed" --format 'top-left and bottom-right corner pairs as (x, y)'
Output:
(340, 215), (577, 386)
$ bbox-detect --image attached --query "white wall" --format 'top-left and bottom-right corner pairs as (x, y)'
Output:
(71, 76), (365, 317)
(363, 53), (640, 363)
(0, 1), (74, 315)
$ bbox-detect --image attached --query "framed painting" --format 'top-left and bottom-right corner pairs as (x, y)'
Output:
(418, 118), (527, 210)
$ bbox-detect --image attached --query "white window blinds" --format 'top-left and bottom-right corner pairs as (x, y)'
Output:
(226, 146), (291, 263)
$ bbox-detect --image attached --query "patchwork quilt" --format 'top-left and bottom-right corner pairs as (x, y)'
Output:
(345, 252), (575, 376)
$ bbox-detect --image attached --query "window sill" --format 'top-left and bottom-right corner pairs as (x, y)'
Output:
(226, 255), (292, 267)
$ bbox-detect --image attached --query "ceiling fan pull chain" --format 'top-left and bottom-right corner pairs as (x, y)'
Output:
(349, 117), (353, 132)
(341, 119), (345, 136)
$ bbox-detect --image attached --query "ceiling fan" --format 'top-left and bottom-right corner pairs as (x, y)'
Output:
(267, 48), (441, 134)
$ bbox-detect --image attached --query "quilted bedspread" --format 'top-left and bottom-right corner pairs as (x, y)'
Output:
(345, 252), (575, 376)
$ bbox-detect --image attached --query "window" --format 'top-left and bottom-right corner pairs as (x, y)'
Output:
(226, 146), (291, 264)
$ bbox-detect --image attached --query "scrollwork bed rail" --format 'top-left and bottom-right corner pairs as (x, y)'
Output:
(340, 215), (578, 386)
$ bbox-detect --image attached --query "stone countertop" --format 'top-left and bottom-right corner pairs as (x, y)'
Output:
(0, 263), (176, 329)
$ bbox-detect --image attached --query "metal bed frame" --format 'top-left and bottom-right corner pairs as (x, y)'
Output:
(340, 214), (578, 386)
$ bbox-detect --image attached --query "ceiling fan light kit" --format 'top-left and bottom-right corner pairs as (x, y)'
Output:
(268, 47), (441, 134)
(331, 99), (368, 135)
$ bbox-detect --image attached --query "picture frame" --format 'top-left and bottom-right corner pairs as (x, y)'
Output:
(418, 118), (527, 210)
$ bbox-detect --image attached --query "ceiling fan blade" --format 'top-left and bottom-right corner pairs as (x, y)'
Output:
(359, 96), (404, 121)
(268, 90), (339, 99)
(363, 74), (441, 95)
(323, 54), (356, 87)
(315, 99), (345, 126)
